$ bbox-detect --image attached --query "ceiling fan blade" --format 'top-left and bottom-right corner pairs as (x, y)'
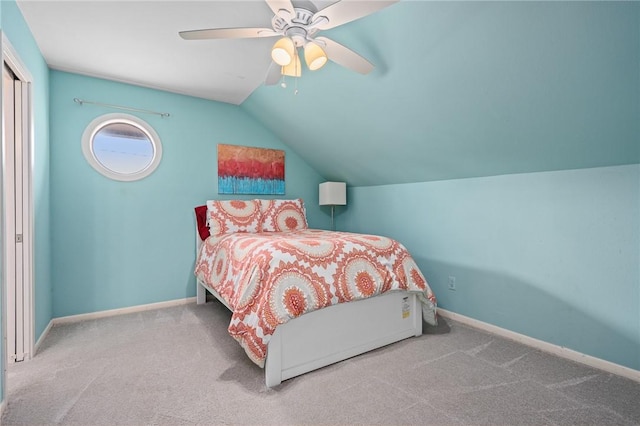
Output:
(265, 0), (295, 19)
(179, 28), (279, 40)
(312, 0), (399, 30)
(264, 62), (282, 86)
(315, 36), (374, 75)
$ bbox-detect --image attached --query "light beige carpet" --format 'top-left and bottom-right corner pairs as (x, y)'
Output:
(2, 301), (639, 425)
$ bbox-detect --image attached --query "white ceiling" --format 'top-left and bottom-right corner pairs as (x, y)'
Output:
(17, 0), (343, 105)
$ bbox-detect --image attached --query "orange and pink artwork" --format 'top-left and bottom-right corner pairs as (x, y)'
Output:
(217, 144), (285, 194)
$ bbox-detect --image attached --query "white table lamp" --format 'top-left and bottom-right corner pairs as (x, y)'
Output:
(319, 182), (347, 230)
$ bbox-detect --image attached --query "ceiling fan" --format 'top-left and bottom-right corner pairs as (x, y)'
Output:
(179, 0), (398, 85)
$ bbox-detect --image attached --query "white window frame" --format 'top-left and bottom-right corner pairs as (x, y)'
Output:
(81, 113), (162, 181)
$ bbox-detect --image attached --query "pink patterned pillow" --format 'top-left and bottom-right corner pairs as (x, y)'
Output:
(258, 199), (308, 232)
(206, 199), (262, 237)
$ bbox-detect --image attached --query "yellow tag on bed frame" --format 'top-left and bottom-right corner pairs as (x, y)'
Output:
(402, 296), (410, 319)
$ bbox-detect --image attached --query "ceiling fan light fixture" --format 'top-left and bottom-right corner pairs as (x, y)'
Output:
(271, 37), (295, 66)
(281, 50), (302, 77)
(304, 42), (328, 71)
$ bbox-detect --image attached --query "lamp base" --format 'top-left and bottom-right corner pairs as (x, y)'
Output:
(330, 205), (335, 231)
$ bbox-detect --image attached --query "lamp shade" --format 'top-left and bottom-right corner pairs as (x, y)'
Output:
(271, 37), (294, 66)
(304, 42), (328, 71)
(319, 182), (346, 206)
(281, 51), (301, 77)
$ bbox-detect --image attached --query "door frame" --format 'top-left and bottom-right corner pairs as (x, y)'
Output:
(1, 31), (35, 392)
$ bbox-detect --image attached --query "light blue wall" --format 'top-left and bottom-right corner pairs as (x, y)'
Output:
(1, 0), (52, 403)
(342, 165), (640, 371)
(49, 71), (325, 318)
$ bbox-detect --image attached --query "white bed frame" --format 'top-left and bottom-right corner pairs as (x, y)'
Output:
(196, 230), (423, 388)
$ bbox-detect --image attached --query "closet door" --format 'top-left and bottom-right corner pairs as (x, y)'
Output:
(3, 62), (30, 363)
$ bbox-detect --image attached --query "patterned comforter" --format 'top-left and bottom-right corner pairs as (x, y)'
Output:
(194, 229), (437, 367)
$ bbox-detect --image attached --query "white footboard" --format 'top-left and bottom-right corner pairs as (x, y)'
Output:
(265, 291), (422, 387)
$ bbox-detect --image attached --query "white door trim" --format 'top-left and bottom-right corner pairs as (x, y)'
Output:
(1, 32), (35, 375)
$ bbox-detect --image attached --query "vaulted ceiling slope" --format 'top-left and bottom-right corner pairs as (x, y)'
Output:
(18, 1), (639, 187)
(242, 1), (640, 186)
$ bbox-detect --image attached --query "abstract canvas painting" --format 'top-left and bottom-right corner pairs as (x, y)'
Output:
(218, 144), (285, 195)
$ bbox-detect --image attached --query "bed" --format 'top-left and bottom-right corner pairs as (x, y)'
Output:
(194, 198), (437, 387)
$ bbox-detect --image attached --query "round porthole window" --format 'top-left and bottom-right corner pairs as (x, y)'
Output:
(81, 113), (162, 181)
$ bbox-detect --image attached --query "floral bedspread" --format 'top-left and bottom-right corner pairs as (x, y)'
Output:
(194, 229), (437, 367)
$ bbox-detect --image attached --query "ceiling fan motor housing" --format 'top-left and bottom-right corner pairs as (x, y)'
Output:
(272, 7), (322, 46)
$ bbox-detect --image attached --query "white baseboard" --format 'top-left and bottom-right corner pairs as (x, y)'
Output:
(33, 319), (54, 357)
(52, 297), (196, 325)
(437, 308), (640, 383)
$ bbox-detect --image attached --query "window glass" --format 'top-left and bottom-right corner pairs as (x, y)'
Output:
(82, 113), (162, 181)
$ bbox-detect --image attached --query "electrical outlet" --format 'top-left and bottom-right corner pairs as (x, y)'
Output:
(448, 276), (456, 291)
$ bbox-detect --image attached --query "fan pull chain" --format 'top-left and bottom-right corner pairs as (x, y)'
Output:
(294, 48), (299, 95)
(279, 50), (300, 95)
